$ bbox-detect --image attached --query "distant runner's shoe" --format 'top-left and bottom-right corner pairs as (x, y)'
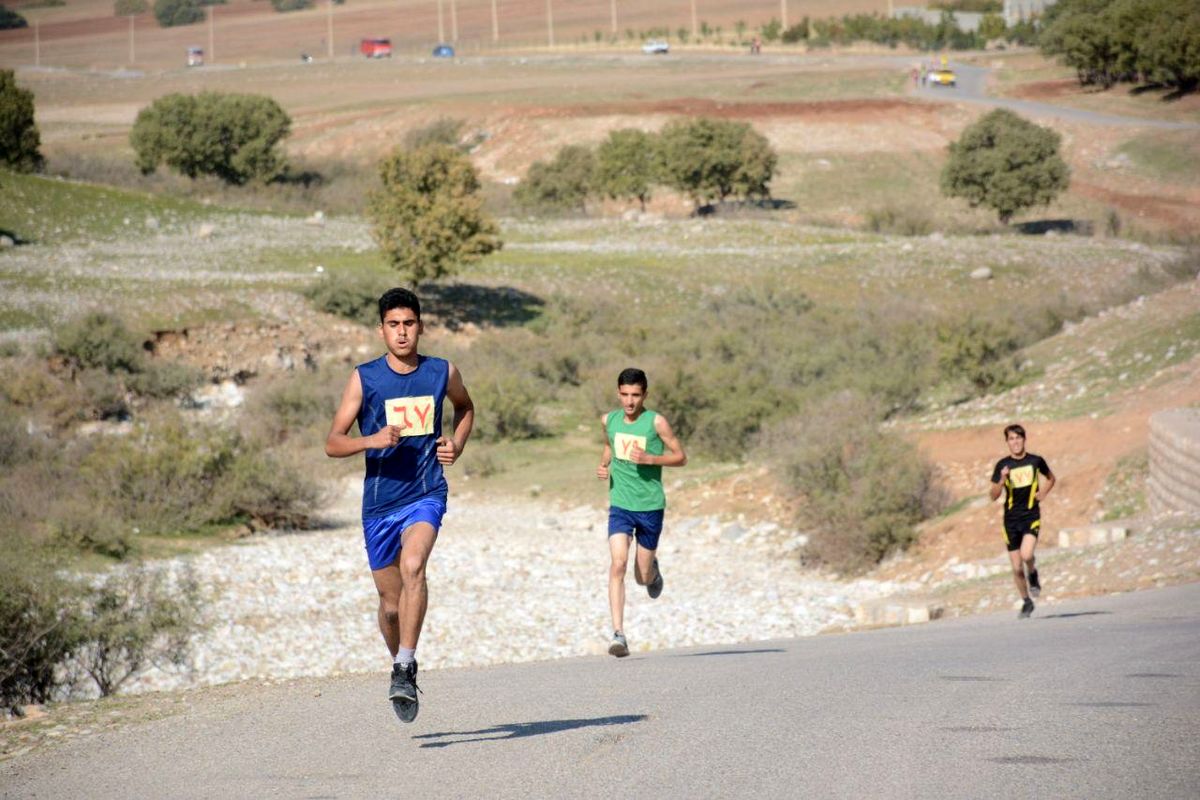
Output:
(608, 631), (629, 658)
(1027, 569), (1041, 598)
(1019, 598), (1035, 619)
(647, 559), (664, 599)
(389, 660), (420, 723)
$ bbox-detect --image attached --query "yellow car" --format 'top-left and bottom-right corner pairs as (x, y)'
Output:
(930, 68), (957, 87)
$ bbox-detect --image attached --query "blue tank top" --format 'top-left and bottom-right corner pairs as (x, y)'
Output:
(356, 354), (449, 519)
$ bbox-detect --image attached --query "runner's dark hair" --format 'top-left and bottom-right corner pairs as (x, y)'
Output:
(617, 368), (647, 392)
(379, 287), (421, 323)
(1003, 423), (1026, 439)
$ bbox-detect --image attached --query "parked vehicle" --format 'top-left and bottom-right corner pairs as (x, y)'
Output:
(360, 38), (392, 58)
(641, 39), (669, 55)
(930, 68), (956, 87)
(432, 44), (455, 58)
(186, 46), (204, 67)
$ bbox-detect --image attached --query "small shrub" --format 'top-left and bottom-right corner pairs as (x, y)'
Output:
(126, 361), (203, 399)
(865, 206), (934, 236)
(0, 6), (28, 30)
(217, 449), (321, 529)
(45, 494), (133, 559)
(936, 318), (1022, 394)
(0, 560), (83, 711)
(403, 117), (465, 151)
(54, 312), (145, 373)
(75, 564), (204, 697)
(471, 377), (544, 441)
(771, 391), (943, 573)
(270, 0), (312, 10)
(114, 0), (149, 15)
(303, 273), (386, 325)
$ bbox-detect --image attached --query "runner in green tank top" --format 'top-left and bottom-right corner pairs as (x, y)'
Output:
(596, 368), (687, 657)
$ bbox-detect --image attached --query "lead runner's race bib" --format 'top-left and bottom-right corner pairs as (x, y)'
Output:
(384, 395), (435, 436)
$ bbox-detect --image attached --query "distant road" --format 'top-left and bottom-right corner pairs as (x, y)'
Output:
(4, 583), (1199, 799)
(916, 60), (1200, 130)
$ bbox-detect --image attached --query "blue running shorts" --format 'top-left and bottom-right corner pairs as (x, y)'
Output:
(362, 496), (447, 570)
(607, 506), (665, 551)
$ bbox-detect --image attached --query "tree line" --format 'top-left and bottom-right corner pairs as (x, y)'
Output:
(1040, 0), (1200, 92)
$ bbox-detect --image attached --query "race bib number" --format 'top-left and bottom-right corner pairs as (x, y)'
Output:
(613, 433), (647, 462)
(1008, 465), (1034, 488)
(384, 395), (435, 436)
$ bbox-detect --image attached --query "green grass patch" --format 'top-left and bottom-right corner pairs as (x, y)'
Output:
(1117, 132), (1200, 186)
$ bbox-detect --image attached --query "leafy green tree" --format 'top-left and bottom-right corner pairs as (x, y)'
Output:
(0, 69), (43, 173)
(978, 13), (1007, 41)
(130, 92), (291, 184)
(658, 117), (776, 211)
(1134, 0), (1200, 92)
(366, 144), (501, 284)
(154, 0), (204, 27)
(513, 144), (595, 213)
(114, 0), (149, 15)
(0, 6), (28, 29)
(940, 109), (1069, 224)
(593, 129), (659, 210)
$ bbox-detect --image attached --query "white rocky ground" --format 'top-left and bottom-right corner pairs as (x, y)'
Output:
(122, 479), (917, 695)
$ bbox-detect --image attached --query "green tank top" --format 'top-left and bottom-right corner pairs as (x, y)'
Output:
(606, 409), (666, 511)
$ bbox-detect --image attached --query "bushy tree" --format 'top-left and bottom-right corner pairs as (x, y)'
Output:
(153, 0), (204, 27)
(658, 117), (776, 212)
(0, 6), (28, 29)
(940, 109), (1069, 224)
(270, 0), (313, 12)
(1134, 0), (1200, 92)
(366, 144), (501, 284)
(114, 0), (149, 15)
(0, 69), (44, 173)
(130, 91), (291, 184)
(513, 144), (596, 213)
(592, 129), (659, 210)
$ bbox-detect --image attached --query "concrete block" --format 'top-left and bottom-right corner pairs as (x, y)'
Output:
(852, 599), (942, 627)
(1057, 526), (1129, 548)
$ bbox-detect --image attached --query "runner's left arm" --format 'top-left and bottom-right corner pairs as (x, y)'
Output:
(631, 414), (687, 468)
(436, 362), (474, 466)
(1036, 457), (1055, 502)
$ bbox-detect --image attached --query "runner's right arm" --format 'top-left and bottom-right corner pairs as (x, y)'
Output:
(324, 369), (400, 458)
(596, 413), (612, 479)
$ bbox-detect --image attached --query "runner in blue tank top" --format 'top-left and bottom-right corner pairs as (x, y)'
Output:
(325, 288), (474, 723)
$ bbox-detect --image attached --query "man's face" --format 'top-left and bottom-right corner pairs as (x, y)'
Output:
(1006, 431), (1026, 457)
(379, 306), (422, 359)
(617, 384), (646, 417)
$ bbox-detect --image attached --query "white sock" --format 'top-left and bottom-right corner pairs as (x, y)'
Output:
(394, 647), (416, 666)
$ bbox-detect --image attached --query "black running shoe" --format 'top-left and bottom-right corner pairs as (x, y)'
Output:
(1027, 569), (1041, 598)
(647, 558), (663, 599)
(1020, 598), (1035, 619)
(389, 660), (420, 723)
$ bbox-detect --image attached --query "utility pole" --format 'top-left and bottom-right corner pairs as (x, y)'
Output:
(546, 0), (554, 47)
(491, 0), (499, 43)
(208, 5), (214, 64)
(33, 18), (40, 67)
(610, 0), (617, 35)
(128, 14), (135, 65)
(437, 0), (445, 43)
(327, 0), (334, 59)
(781, 0), (788, 30)
(450, 0), (458, 42)
(690, 0), (698, 39)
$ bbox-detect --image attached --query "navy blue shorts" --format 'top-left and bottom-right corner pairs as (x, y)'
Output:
(608, 506), (664, 551)
(362, 496), (446, 570)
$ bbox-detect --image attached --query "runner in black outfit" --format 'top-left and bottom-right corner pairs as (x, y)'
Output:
(990, 424), (1055, 619)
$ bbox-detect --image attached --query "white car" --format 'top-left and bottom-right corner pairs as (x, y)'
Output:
(641, 40), (669, 55)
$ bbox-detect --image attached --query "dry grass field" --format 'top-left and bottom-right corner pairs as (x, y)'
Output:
(0, 0), (888, 69)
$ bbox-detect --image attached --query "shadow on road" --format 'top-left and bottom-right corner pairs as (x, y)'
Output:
(1039, 611), (1113, 620)
(675, 648), (785, 658)
(414, 714), (647, 748)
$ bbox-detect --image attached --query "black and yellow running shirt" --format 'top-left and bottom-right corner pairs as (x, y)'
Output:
(991, 453), (1052, 525)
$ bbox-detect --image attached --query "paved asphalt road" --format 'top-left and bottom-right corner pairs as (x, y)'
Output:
(916, 61), (1200, 130)
(3, 583), (1198, 799)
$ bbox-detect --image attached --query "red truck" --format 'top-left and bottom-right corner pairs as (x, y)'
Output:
(360, 38), (392, 58)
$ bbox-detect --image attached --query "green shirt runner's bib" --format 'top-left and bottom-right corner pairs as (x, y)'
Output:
(606, 409), (666, 512)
